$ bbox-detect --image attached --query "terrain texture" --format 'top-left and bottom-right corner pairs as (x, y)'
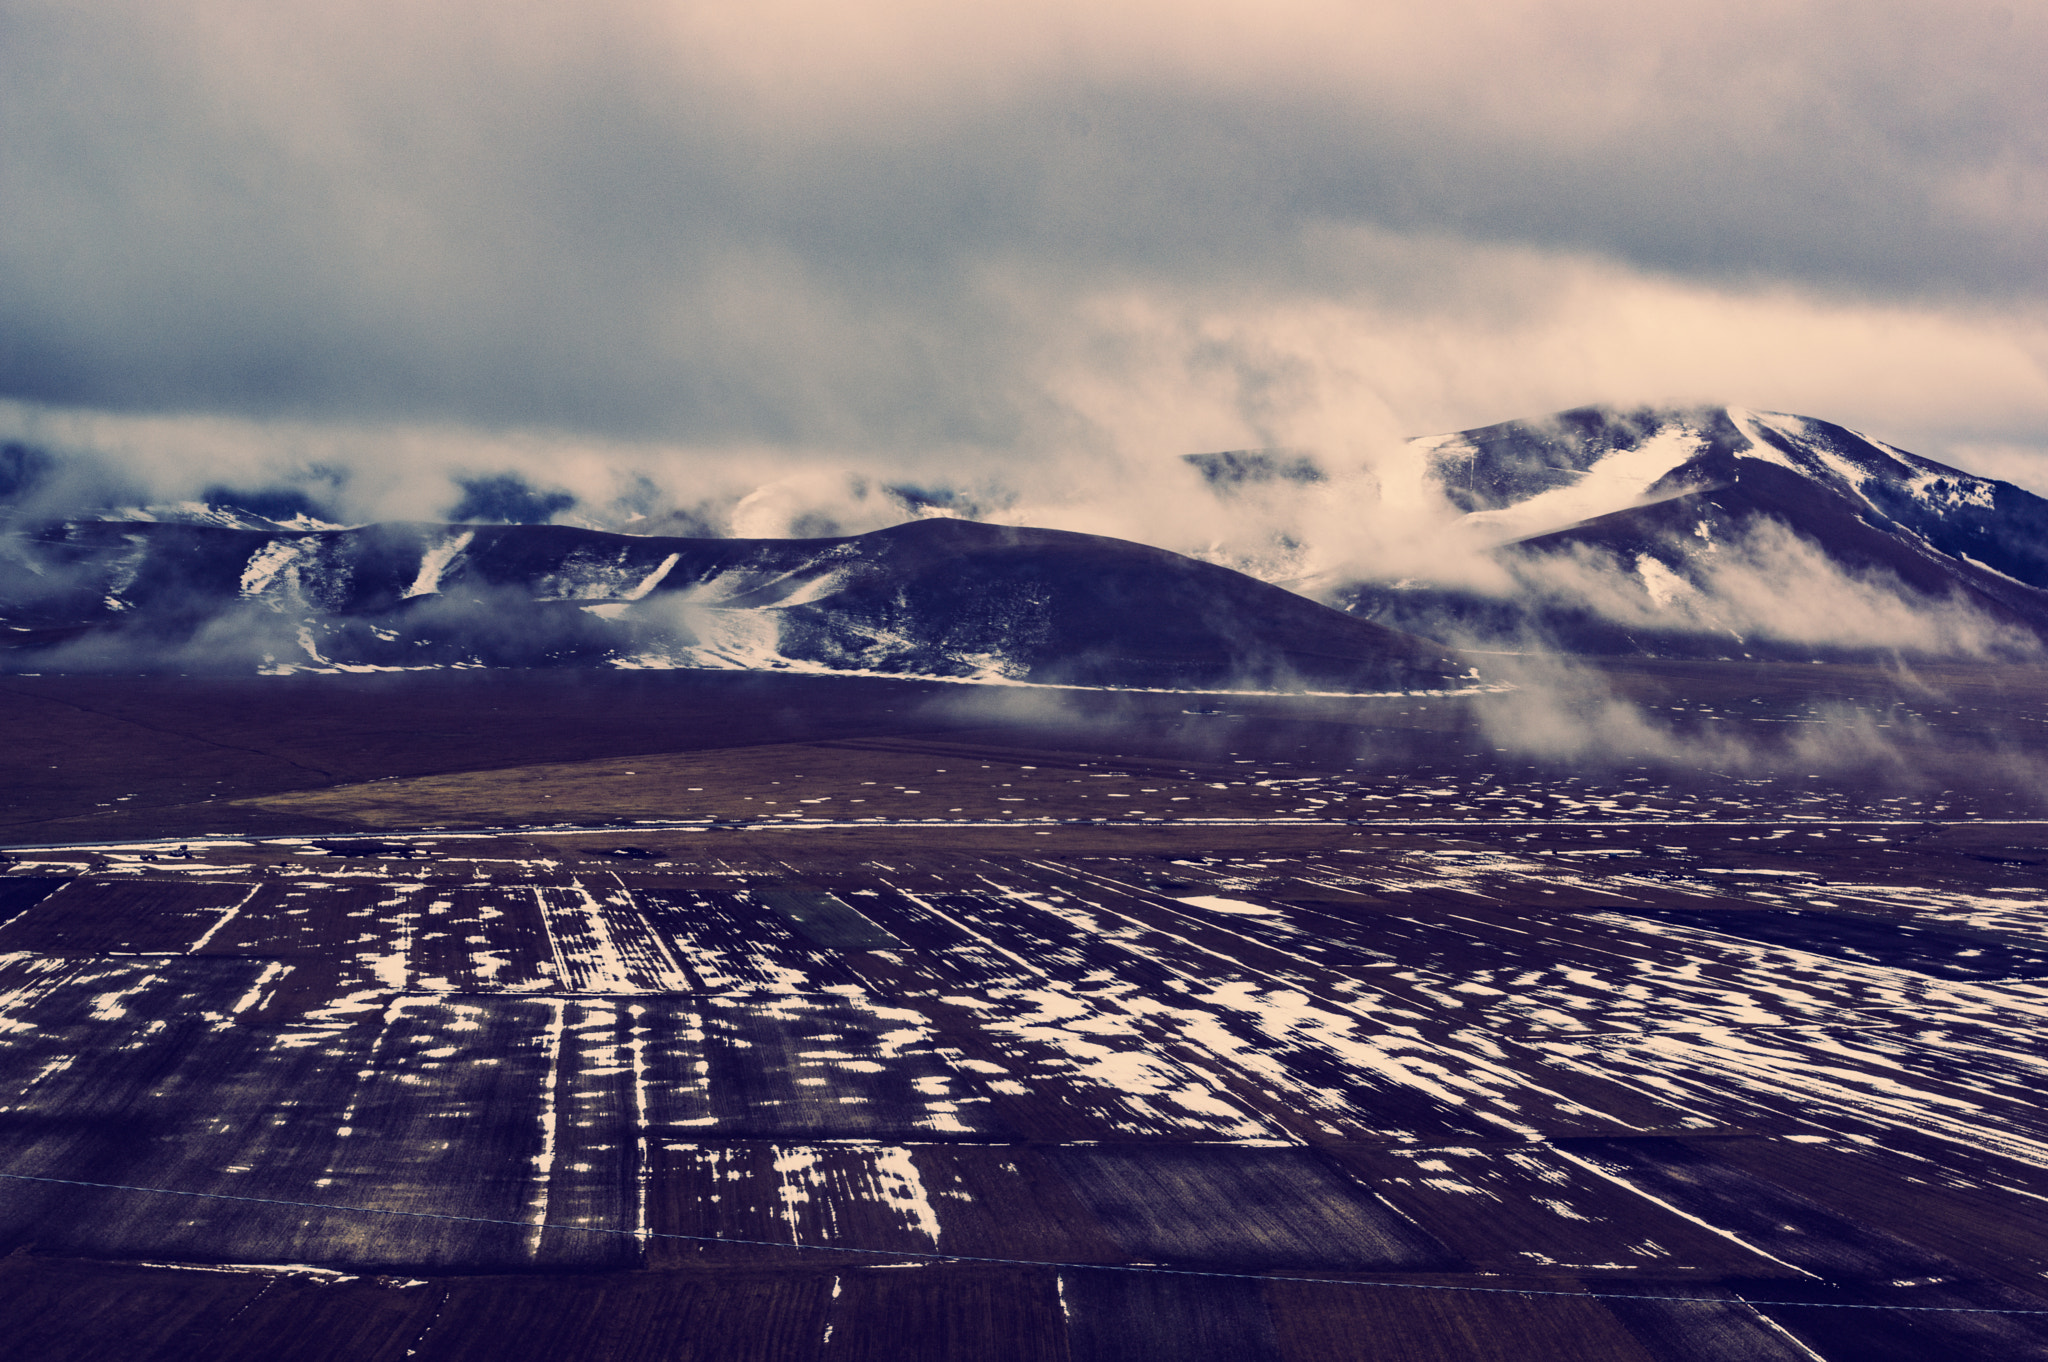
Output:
(3, 666), (2048, 1360)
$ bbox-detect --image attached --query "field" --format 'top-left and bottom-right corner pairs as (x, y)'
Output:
(3, 662), (2048, 1359)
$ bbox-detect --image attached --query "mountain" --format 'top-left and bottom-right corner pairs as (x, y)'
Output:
(9, 403), (2033, 675)
(0, 515), (1470, 692)
(1313, 406), (2048, 660)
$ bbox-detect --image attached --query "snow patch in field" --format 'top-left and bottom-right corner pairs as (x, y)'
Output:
(870, 1146), (942, 1246)
(1175, 895), (1279, 916)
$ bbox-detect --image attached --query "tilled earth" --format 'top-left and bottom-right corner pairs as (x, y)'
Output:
(3, 664), (2048, 1359)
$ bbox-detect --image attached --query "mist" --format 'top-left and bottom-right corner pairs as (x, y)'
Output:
(1, 1), (2045, 495)
(1471, 520), (2046, 661)
(4, 1), (2047, 707)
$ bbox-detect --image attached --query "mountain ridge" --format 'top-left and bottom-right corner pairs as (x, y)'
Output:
(7, 401), (2044, 672)
(1319, 404), (2048, 661)
(0, 514), (1471, 693)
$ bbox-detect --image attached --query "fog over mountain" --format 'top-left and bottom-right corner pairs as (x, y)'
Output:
(1, 2), (2045, 509)
(13, 18), (2048, 1355)
(1, 3), (2044, 685)
(1310, 406), (2048, 660)
(0, 483), (1469, 691)
(3, 403), (2043, 685)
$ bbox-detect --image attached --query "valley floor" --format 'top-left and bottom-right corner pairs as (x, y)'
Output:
(3, 664), (2048, 1360)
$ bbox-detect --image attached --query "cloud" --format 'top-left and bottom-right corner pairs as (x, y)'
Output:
(1471, 651), (2048, 793)
(0, 0), (2043, 481)
(1496, 520), (2044, 660)
(4, 251), (2045, 550)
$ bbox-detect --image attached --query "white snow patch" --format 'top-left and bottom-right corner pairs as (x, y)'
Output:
(405, 531), (474, 599)
(1959, 553), (2030, 588)
(1635, 555), (1694, 609)
(870, 1146), (943, 1246)
(1910, 471), (1997, 511)
(621, 552), (681, 601)
(1454, 421), (1709, 543)
(239, 538), (314, 596)
(1728, 408), (1804, 470)
(1175, 895), (1280, 916)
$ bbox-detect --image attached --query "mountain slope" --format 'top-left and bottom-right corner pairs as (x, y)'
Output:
(1324, 406), (2048, 659)
(0, 515), (1470, 692)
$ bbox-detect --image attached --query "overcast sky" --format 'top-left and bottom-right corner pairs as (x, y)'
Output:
(2, 0), (2044, 512)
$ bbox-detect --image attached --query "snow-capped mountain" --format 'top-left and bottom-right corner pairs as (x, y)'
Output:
(1315, 406), (2048, 660)
(6, 403), (2037, 676)
(0, 515), (1468, 692)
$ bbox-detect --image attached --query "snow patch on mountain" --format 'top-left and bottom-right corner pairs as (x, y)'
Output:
(1726, 407), (1806, 472)
(239, 537), (312, 597)
(622, 553), (680, 600)
(406, 531), (473, 598)
(1907, 469), (1998, 512)
(105, 501), (351, 534)
(1322, 404), (2048, 661)
(1634, 554), (1694, 609)
(1450, 421), (1710, 544)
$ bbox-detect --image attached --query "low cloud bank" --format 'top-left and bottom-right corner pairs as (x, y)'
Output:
(1463, 518), (2044, 661)
(4, 393), (2045, 673)
(1470, 652), (2048, 797)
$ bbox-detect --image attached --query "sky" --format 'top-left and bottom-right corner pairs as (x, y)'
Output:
(2, 0), (2045, 528)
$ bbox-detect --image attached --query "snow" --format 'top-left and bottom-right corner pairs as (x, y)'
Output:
(535, 547), (691, 602)
(188, 886), (261, 953)
(620, 552), (681, 601)
(1728, 412), (2007, 542)
(239, 538), (313, 596)
(1175, 895), (1280, 916)
(525, 1001), (567, 1257)
(677, 560), (853, 610)
(1451, 421), (1710, 544)
(676, 607), (785, 670)
(1727, 408), (1803, 470)
(1910, 471), (1998, 512)
(763, 568), (851, 609)
(1634, 555), (1694, 609)
(1810, 448), (1884, 508)
(130, 1260), (361, 1282)
(405, 530), (474, 599)
(1960, 554), (2031, 588)
(870, 1146), (943, 1245)
(536, 879), (693, 993)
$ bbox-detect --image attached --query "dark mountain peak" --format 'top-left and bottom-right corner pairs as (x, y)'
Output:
(1719, 408), (1991, 507)
(1418, 405), (1740, 515)
(0, 508), (1471, 691)
(1184, 449), (1327, 491)
(445, 473), (577, 525)
(1333, 405), (2048, 661)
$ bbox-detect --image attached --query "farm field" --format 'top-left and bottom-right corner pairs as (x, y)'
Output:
(3, 665), (2048, 1359)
